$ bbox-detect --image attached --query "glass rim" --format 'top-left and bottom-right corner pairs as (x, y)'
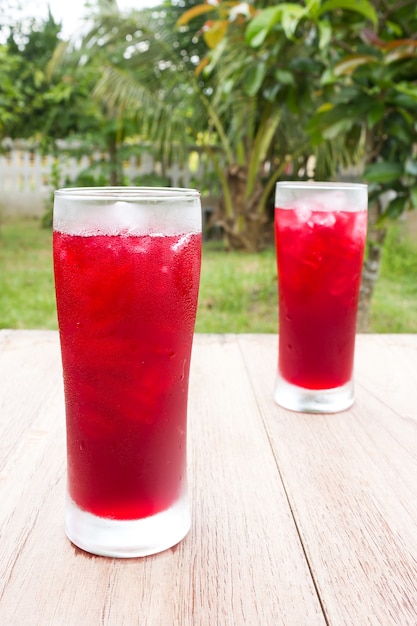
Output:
(276, 181), (367, 191)
(54, 186), (200, 200)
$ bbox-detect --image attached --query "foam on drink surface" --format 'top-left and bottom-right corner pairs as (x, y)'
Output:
(293, 190), (364, 216)
(54, 195), (202, 237)
(279, 190), (367, 241)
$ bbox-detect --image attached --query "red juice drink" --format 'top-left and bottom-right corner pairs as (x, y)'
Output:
(274, 182), (367, 413)
(53, 187), (202, 557)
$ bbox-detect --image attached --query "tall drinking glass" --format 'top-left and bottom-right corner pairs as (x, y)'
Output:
(274, 181), (367, 413)
(53, 187), (202, 557)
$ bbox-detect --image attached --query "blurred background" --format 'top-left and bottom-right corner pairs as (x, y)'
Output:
(1, 0), (417, 334)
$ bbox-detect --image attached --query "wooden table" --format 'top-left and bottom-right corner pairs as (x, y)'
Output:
(1, 330), (416, 625)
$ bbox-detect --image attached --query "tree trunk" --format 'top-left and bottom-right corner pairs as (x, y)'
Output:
(108, 136), (120, 186)
(357, 199), (386, 332)
(216, 164), (267, 252)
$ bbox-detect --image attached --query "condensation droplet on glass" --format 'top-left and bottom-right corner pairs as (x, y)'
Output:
(180, 358), (187, 381)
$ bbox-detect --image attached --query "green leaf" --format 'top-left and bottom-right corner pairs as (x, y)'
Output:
(221, 79), (234, 96)
(385, 119), (413, 145)
(243, 62), (267, 97)
(263, 84), (280, 101)
(306, 0), (323, 19)
(320, 67), (337, 85)
(245, 7), (282, 48)
(281, 4), (306, 39)
(34, 69), (45, 89)
(386, 20), (402, 37)
(274, 69), (295, 85)
(245, 3), (306, 46)
(247, 106), (283, 197)
(410, 186), (417, 209)
(394, 82), (417, 102)
(367, 102), (385, 127)
(319, 0), (378, 25)
(318, 19), (332, 49)
(322, 118), (354, 139)
(397, 108), (415, 126)
(286, 86), (300, 113)
(364, 162), (403, 184)
(384, 195), (406, 219)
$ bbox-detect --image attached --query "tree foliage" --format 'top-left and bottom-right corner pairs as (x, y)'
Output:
(183, 0), (417, 326)
(183, 0), (416, 217)
(1, 11), (63, 142)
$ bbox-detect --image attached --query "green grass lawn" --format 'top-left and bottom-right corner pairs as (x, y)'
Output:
(0, 217), (416, 333)
(0, 218), (57, 329)
(371, 225), (417, 333)
(196, 242), (277, 333)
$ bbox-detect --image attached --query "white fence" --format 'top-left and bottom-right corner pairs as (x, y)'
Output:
(0, 140), (217, 217)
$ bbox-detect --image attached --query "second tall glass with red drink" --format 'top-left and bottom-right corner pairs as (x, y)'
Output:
(274, 181), (367, 413)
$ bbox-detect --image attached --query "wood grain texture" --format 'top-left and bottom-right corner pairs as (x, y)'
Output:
(237, 334), (417, 626)
(0, 331), (325, 626)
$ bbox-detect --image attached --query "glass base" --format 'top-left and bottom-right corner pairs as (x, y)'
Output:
(274, 371), (354, 414)
(65, 493), (191, 558)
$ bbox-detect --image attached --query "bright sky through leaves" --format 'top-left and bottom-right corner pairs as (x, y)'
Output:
(13, 0), (161, 37)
